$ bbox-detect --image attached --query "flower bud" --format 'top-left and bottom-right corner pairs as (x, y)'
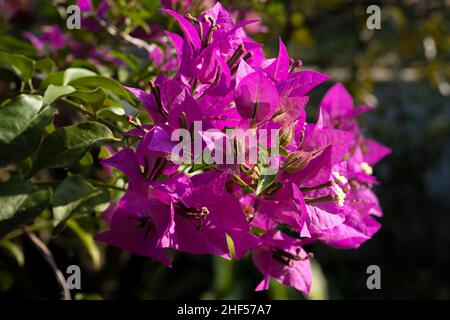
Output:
(180, 111), (187, 129)
(282, 151), (312, 173)
(279, 124), (295, 147)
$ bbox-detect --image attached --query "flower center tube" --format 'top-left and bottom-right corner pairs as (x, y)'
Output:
(128, 215), (155, 240)
(175, 202), (210, 230)
(272, 248), (313, 267)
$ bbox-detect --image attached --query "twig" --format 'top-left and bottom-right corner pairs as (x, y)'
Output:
(3, 222), (53, 241)
(88, 180), (127, 191)
(24, 229), (71, 300)
(50, 0), (156, 55)
(92, 16), (157, 55)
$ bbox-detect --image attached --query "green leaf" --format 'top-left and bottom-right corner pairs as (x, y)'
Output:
(0, 176), (52, 238)
(0, 51), (35, 82)
(0, 94), (55, 167)
(109, 50), (139, 72)
(35, 58), (55, 74)
(43, 84), (76, 106)
(69, 59), (101, 73)
(43, 84), (107, 110)
(0, 177), (33, 220)
(74, 293), (103, 300)
(212, 253), (234, 298)
(188, 163), (214, 174)
(306, 260), (329, 300)
(52, 175), (101, 227)
(141, 0), (160, 13)
(66, 219), (101, 270)
(121, 99), (139, 117)
(79, 152), (93, 167)
(279, 146), (289, 156)
(98, 145), (112, 159)
(27, 121), (119, 177)
(0, 269), (14, 292)
(256, 172), (277, 195)
(250, 226), (265, 236)
(96, 106), (126, 122)
(63, 68), (97, 85)
(0, 35), (36, 56)
(41, 71), (64, 90)
(0, 239), (25, 266)
(69, 76), (132, 101)
(69, 88), (106, 110)
(268, 279), (290, 299)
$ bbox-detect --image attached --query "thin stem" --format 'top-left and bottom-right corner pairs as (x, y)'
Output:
(88, 180), (127, 191)
(299, 181), (333, 193)
(88, 13), (156, 55)
(96, 117), (124, 135)
(61, 98), (94, 117)
(304, 194), (338, 205)
(3, 222), (52, 241)
(232, 174), (256, 194)
(28, 80), (35, 92)
(50, 0), (156, 55)
(24, 229), (71, 300)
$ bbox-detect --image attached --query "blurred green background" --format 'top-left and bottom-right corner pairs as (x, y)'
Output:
(1, 0), (449, 299)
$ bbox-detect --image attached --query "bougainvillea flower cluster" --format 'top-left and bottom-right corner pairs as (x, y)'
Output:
(96, 2), (390, 294)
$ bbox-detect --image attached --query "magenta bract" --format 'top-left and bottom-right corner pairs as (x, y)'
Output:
(97, 1), (390, 295)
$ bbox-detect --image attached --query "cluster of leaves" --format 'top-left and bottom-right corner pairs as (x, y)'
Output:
(0, 0), (209, 299)
(0, 52), (134, 263)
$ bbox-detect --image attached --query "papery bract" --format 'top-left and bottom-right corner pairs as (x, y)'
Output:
(95, 1), (390, 296)
(235, 70), (279, 124)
